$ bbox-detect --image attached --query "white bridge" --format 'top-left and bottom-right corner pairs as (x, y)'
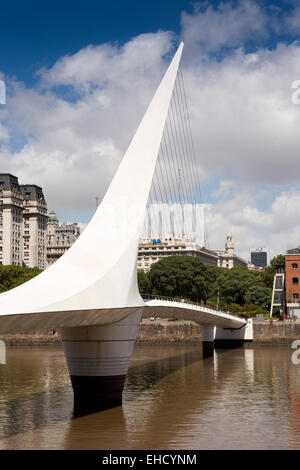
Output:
(143, 296), (252, 355)
(0, 43), (252, 408)
(143, 296), (246, 328)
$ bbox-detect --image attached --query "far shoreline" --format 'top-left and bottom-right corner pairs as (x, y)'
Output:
(0, 319), (299, 347)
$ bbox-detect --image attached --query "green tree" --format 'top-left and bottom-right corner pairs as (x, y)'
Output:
(0, 265), (41, 293)
(137, 269), (151, 294)
(245, 285), (272, 310)
(138, 255), (274, 312)
(148, 255), (213, 304)
(215, 266), (268, 306)
(260, 265), (275, 289)
(270, 254), (285, 268)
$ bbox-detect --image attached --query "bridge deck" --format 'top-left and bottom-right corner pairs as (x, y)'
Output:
(143, 299), (246, 329)
(0, 298), (246, 334)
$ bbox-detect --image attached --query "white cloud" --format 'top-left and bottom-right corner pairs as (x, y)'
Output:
(183, 42), (300, 186)
(181, 0), (268, 57)
(38, 32), (175, 92)
(204, 186), (300, 261)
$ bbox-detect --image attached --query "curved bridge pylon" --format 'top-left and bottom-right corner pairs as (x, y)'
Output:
(0, 43), (184, 407)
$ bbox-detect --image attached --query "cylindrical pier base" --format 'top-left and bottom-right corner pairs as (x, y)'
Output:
(61, 308), (143, 409)
(202, 326), (216, 358)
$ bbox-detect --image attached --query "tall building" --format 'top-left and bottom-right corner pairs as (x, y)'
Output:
(46, 211), (80, 267)
(214, 233), (248, 269)
(21, 185), (48, 270)
(251, 248), (267, 268)
(285, 247), (300, 318)
(270, 246), (300, 319)
(0, 174), (47, 268)
(0, 174), (23, 266)
(137, 235), (218, 272)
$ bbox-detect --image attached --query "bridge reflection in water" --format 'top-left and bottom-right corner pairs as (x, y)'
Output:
(0, 345), (299, 450)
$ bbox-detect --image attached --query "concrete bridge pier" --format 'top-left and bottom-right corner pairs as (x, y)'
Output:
(214, 319), (253, 348)
(61, 308), (143, 409)
(202, 326), (216, 358)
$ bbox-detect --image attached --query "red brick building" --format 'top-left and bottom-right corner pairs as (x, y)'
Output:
(285, 248), (300, 318)
(270, 248), (300, 318)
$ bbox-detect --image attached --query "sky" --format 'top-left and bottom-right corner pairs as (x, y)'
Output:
(1, 0), (300, 262)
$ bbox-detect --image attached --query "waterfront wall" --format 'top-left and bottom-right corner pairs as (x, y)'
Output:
(0, 322), (203, 346)
(0, 329), (61, 346)
(0, 321), (299, 346)
(252, 321), (300, 346)
(136, 321), (202, 344)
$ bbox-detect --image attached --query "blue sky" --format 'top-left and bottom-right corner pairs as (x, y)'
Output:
(0, 0), (297, 83)
(0, 0), (188, 84)
(1, 0), (300, 261)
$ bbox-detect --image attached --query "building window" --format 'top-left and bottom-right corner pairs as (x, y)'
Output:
(293, 293), (299, 300)
(275, 276), (283, 289)
(292, 277), (299, 285)
(274, 292), (283, 303)
(292, 263), (298, 269)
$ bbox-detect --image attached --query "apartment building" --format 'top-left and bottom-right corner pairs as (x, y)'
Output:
(21, 184), (48, 269)
(285, 247), (300, 318)
(0, 174), (23, 265)
(0, 174), (48, 269)
(46, 211), (80, 267)
(270, 247), (300, 319)
(137, 235), (218, 271)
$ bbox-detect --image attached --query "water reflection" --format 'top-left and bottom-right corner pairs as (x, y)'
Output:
(0, 346), (205, 440)
(0, 345), (299, 449)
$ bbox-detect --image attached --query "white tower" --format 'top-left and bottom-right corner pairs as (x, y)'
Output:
(225, 232), (234, 255)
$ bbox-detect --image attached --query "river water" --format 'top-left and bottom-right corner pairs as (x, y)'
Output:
(0, 344), (299, 450)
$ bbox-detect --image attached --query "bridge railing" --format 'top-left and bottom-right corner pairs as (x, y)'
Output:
(140, 293), (246, 320)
